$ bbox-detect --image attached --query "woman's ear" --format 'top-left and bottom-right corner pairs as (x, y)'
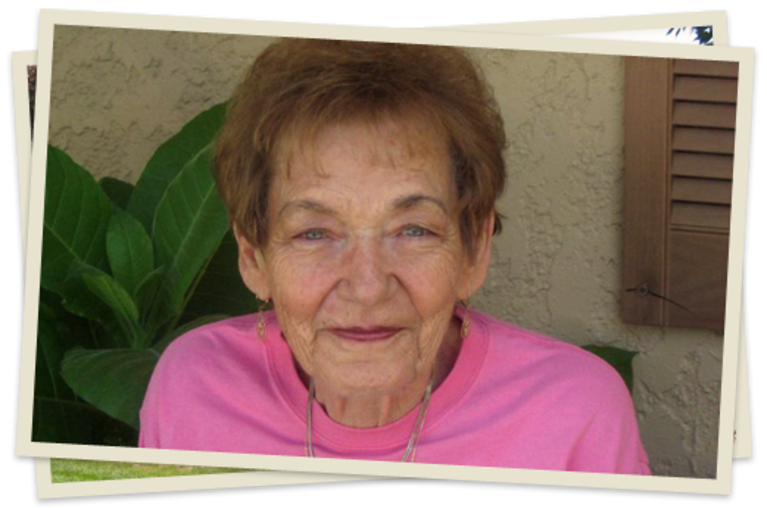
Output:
(460, 212), (495, 300)
(233, 225), (271, 301)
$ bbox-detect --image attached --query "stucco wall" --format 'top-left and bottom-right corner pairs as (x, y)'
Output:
(48, 26), (723, 478)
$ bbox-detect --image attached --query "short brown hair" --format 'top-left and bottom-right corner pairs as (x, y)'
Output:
(214, 38), (507, 258)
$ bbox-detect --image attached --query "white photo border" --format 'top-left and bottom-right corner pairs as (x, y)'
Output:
(16, 9), (752, 496)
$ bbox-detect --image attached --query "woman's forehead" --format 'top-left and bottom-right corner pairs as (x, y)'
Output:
(276, 113), (451, 179)
(269, 119), (457, 213)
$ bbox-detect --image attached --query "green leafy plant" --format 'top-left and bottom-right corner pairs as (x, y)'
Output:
(34, 103), (261, 445)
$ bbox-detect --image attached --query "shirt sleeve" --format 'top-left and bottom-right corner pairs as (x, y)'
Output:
(564, 352), (652, 475)
(138, 351), (166, 449)
(138, 334), (192, 449)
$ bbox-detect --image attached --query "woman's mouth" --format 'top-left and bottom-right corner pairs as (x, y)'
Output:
(329, 327), (402, 342)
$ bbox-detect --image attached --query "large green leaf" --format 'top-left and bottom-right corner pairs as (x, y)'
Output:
(33, 397), (110, 445)
(83, 273), (147, 349)
(41, 146), (113, 290)
(36, 304), (74, 399)
(38, 288), (100, 349)
(133, 266), (168, 339)
(60, 314), (228, 430)
(33, 301), (109, 444)
(127, 102), (228, 233)
(144, 142), (229, 334)
(57, 263), (145, 349)
(178, 229), (259, 327)
(100, 177), (134, 210)
(107, 209), (154, 297)
(61, 349), (160, 430)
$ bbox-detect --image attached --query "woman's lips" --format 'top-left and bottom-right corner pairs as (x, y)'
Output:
(329, 327), (402, 342)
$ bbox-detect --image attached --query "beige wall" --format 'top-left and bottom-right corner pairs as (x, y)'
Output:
(49, 26), (723, 478)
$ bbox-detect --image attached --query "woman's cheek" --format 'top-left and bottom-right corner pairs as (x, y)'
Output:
(274, 254), (341, 317)
(393, 246), (463, 287)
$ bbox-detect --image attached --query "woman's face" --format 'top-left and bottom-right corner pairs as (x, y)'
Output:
(237, 118), (491, 399)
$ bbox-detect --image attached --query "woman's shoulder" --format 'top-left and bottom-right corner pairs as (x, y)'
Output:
(472, 310), (631, 398)
(142, 313), (270, 418)
(155, 313), (262, 374)
(450, 311), (648, 474)
(140, 313), (275, 450)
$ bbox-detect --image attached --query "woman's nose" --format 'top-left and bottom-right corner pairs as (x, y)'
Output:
(339, 235), (394, 306)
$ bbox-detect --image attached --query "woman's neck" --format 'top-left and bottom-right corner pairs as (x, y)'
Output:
(314, 375), (431, 428)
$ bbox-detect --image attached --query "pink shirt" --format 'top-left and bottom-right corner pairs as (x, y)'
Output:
(140, 309), (651, 474)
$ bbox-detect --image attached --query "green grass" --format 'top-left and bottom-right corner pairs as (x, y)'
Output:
(50, 458), (251, 483)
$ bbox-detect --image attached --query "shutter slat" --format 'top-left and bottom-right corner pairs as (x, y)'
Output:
(672, 177), (732, 205)
(673, 76), (738, 103)
(672, 153), (733, 180)
(671, 203), (730, 230)
(673, 127), (735, 154)
(673, 102), (736, 129)
(674, 59), (739, 78)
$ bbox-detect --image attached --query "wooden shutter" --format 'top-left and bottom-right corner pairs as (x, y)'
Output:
(622, 57), (738, 332)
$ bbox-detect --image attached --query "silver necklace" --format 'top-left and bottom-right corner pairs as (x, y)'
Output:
(304, 377), (435, 462)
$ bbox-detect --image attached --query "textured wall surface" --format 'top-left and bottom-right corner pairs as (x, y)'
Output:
(48, 26), (723, 478)
(466, 48), (723, 478)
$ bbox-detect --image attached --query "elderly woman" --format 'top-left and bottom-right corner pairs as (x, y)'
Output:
(140, 39), (650, 474)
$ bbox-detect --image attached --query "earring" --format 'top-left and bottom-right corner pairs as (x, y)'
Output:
(257, 297), (269, 341)
(460, 300), (471, 339)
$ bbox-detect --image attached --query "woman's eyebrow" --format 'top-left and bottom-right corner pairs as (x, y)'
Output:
(391, 194), (449, 215)
(278, 194), (448, 218)
(278, 200), (336, 218)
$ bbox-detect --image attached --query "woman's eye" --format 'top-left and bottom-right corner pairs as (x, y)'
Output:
(299, 230), (326, 241)
(402, 225), (429, 237)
